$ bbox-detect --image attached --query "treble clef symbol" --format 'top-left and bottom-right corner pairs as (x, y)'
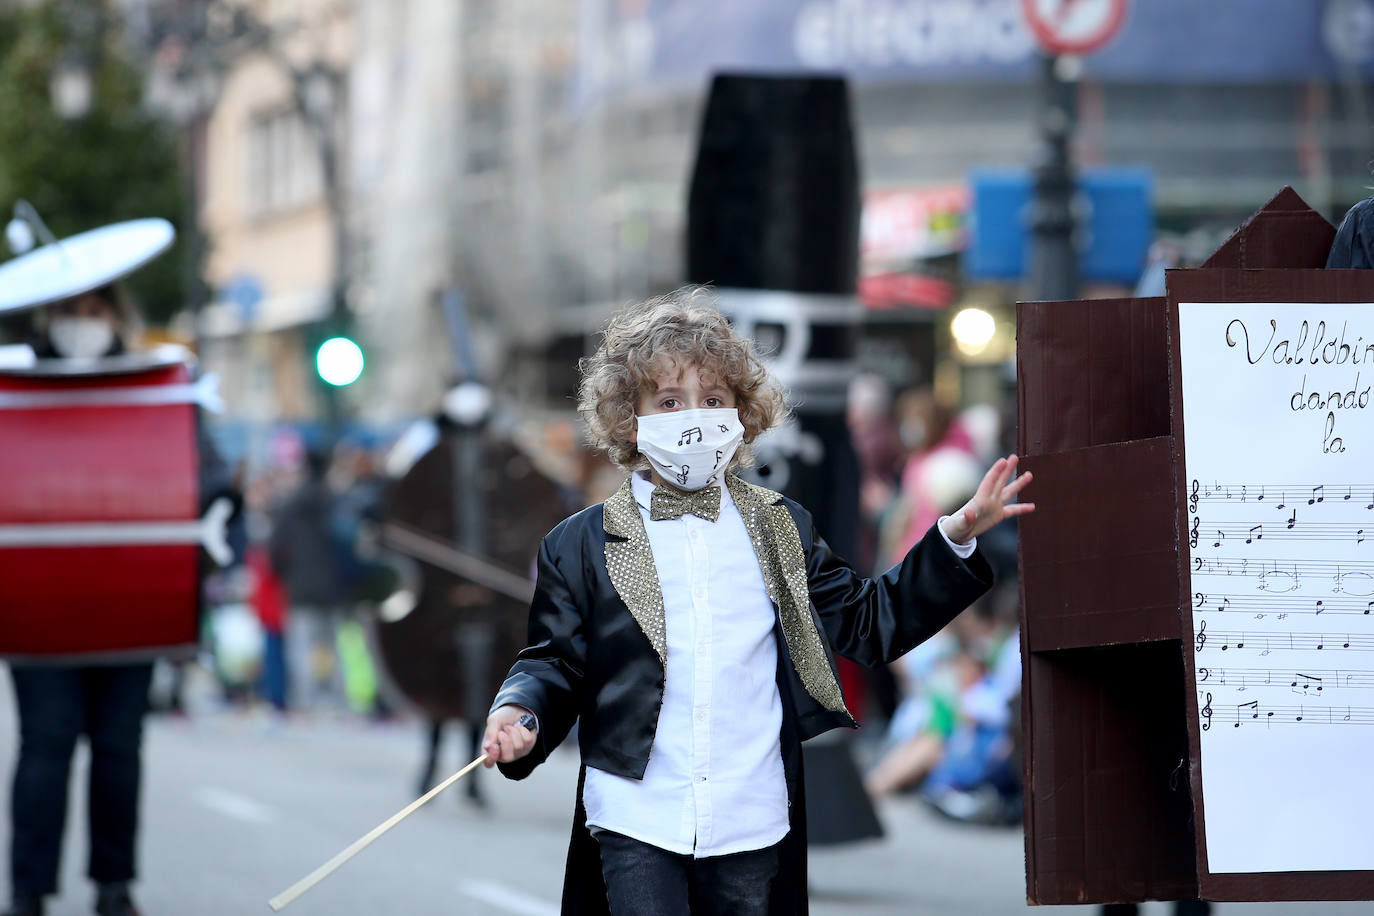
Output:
(1195, 619), (1207, 653)
(1190, 516), (1199, 549)
(1201, 692), (1213, 731)
(1189, 479), (1200, 514)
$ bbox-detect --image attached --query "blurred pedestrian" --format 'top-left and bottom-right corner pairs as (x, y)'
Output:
(5, 284), (207, 916)
(846, 373), (903, 575)
(247, 541), (289, 714)
(270, 448), (346, 711)
(844, 373), (907, 726)
(879, 387), (982, 569)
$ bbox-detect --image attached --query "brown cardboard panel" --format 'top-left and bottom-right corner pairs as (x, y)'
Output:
(1017, 297), (1171, 457)
(1200, 872), (1374, 903)
(1165, 267), (1374, 902)
(1170, 267), (1374, 307)
(1023, 643), (1197, 906)
(1019, 438), (1181, 653)
(1200, 187), (1335, 270)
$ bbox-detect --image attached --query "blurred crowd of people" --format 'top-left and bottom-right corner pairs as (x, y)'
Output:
(179, 433), (394, 722)
(845, 373), (1024, 826)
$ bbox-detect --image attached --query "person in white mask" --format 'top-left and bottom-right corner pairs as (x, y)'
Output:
(480, 285), (1034, 915)
(32, 284), (129, 360)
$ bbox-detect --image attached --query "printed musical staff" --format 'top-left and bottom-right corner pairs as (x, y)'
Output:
(1212, 702), (1370, 728)
(1188, 481), (1374, 509)
(1196, 519), (1372, 546)
(1195, 630), (1374, 654)
(1192, 556), (1374, 593)
(1188, 592), (1374, 617)
(1195, 667), (1374, 691)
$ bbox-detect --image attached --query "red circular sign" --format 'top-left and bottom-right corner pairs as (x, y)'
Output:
(1022, 0), (1128, 55)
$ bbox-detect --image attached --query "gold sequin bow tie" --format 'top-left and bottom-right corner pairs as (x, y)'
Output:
(649, 485), (722, 522)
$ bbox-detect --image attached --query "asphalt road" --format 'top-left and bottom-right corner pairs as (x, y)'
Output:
(0, 667), (1367, 915)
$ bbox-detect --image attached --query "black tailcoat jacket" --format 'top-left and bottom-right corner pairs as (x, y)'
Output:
(491, 474), (994, 914)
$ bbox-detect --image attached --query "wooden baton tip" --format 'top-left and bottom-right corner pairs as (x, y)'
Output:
(266, 753), (490, 911)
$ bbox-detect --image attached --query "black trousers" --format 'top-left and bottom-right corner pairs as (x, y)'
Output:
(594, 830), (780, 916)
(8, 663), (152, 897)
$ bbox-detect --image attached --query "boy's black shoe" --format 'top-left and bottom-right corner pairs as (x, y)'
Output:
(94, 884), (141, 916)
(3, 897), (44, 916)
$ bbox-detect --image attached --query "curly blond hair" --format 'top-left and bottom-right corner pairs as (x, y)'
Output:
(578, 286), (787, 470)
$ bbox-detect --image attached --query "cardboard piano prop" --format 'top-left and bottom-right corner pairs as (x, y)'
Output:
(0, 212), (227, 661)
(1018, 186), (1374, 905)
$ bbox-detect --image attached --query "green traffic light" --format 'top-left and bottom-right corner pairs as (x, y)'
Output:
(316, 336), (364, 386)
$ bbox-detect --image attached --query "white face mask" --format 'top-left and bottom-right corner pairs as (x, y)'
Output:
(49, 316), (116, 359)
(636, 407), (745, 491)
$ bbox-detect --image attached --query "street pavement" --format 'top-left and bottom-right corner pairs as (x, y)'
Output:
(0, 666), (1367, 916)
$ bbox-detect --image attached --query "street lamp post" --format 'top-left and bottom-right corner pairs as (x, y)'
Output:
(1026, 52), (1080, 303)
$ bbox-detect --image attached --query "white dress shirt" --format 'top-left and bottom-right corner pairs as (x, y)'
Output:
(583, 474), (790, 857)
(581, 472), (978, 857)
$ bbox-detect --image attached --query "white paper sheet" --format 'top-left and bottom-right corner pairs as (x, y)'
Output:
(1178, 302), (1374, 873)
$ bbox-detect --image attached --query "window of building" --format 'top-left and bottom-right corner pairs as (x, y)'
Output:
(245, 108), (324, 217)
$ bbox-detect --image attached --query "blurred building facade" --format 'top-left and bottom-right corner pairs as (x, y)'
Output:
(135, 0), (1374, 432)
(195, 0), (351, 425)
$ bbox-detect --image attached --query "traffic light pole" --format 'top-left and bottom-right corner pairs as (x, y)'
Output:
(1027, 52), (1080, 303)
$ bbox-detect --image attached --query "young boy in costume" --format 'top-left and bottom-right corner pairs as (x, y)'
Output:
(483, 287), (1033, 915)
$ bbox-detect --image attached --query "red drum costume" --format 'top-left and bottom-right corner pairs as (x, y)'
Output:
(0, 352), (219, 660)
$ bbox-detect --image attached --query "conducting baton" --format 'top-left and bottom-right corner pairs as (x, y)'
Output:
(267, 712), (537, 911)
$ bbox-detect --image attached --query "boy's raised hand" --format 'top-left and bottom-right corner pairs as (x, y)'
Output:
(482, 705), (537, 768)
(940, 453), (1035, 545)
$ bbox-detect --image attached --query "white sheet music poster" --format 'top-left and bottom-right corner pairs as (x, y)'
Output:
(1179, 302), (1374, 873)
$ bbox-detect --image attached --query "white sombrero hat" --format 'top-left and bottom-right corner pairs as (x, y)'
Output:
(0, 210), (175, 316)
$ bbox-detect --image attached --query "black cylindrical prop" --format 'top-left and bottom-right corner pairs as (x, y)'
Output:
(687, 73), (878, 847)
(687, 73), (862, 562)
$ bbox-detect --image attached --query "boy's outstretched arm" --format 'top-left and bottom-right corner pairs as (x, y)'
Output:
(938, 454), (1035, 545)
(809, 453), (1032, 667)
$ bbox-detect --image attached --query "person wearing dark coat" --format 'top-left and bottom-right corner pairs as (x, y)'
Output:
(1327, 195), (1374, 268)
(480, 290), (1034, 915)
(269, 449), (346, 709)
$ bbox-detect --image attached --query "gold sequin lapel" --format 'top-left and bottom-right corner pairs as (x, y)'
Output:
(724, 475), (851, 718)
(602, 477), (668, 664)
